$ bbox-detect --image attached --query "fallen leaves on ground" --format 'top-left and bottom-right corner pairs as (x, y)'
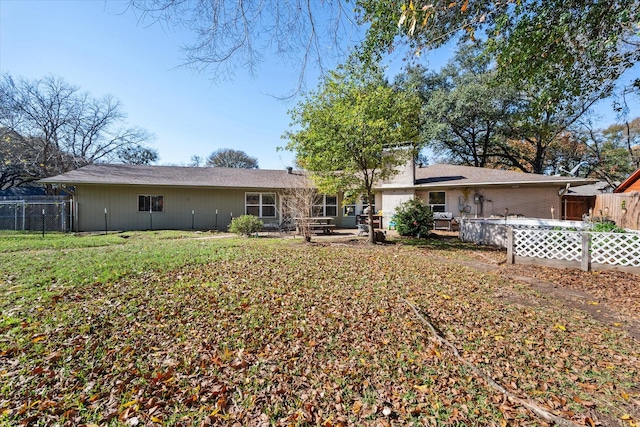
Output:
(499, 264), (640, 323)
(1, 239), (638, 426)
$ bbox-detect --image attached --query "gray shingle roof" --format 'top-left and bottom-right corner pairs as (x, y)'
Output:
(412, 164), (595, 188)
(40, 162), (596, 191)
(39, 164), (310, 189)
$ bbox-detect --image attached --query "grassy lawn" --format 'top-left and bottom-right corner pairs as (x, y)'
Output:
(0, 232), (638, 426)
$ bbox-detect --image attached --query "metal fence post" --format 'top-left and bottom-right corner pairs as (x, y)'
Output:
(62, 202), (67, 232)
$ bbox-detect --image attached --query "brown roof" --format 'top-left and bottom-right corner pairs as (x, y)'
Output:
(39, 164), (310, 189)
(614, 167), (640, 193)
(410, 164), (595, 188)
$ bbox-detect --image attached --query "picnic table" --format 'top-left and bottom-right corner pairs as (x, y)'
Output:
(295, 217), (336, 234)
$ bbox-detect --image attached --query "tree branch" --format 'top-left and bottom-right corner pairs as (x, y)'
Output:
(401, 297), (581, 427)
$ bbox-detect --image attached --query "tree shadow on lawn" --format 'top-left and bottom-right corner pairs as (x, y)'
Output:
(389, 232), (503, 253)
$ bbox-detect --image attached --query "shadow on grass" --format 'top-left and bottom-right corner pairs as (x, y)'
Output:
(388, 233), (503, 253)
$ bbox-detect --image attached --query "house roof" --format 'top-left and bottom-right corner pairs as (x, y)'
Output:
(408, 163), (595, 189)
(0, 186), (47, 197)
(41, 162), (597, 192)
(566, 181), (616, 197)
(614, 167), (640, 193)
(39, 164), (310, 189)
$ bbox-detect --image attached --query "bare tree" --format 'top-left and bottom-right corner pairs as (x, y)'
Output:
(206, 148), (258, 169)
(0, 74), (153, 187)
(278, 171), (317, 242)
(128, 0), (358, 93)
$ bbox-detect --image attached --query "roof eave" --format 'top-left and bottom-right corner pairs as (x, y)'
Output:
(375, 178), (596, 190)
(614, 168), (640, 193)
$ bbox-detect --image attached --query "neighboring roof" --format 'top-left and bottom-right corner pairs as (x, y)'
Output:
(565, 181), (617, 197)
(39, 164), (310, 189)
(407, 163), (594, 189)
(614, 168), (640, 193)
(0, 186), (47, 197)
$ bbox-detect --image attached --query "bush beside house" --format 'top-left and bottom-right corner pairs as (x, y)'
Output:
(393, 198), (434, 237)
(229, 215), (263, 236)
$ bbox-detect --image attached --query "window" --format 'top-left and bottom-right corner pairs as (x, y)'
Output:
(312, 194), (338, 217)
(245, 192), (276, 218)
(138, 195), (163, 212)
(428, 191), (446, 212)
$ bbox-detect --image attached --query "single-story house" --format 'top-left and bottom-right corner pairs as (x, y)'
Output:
(39, 164), (344, 232)
(375, 159), (595, 227)
(40, 159), (595, 232)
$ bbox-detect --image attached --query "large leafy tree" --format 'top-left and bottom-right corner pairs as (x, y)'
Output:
(362, 1), (640, 100)
(206, 148), (259, 169)
(284, 58), (423, 243)
(0, 74), (153, 189)
(415, 43), (519, 168)
(404, 42), (600, 174)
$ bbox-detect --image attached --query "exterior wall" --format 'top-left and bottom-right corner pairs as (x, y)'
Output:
(623, 181), (640, 193)
(74, 185), (351, 232)
(76, 185), (243, 231)
(415, 186), (563, 219)
(378, 155), (415, 188)
(379, 190), (414, 228)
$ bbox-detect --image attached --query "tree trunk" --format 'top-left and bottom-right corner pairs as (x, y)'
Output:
(367, 193), (375, 244)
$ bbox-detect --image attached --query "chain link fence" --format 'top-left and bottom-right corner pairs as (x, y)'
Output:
(0, 197), (72, 232)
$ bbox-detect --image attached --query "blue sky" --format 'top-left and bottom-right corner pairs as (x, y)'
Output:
(1, 0), (348, 169)
(1, 1), (638, 170)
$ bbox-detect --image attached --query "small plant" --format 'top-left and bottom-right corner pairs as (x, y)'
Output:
(590, 221), (625, 233)
(393, 198), (434, 237)
(228, 215), (263, 236)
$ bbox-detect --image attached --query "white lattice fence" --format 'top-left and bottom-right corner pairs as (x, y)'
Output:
(514, 229), (582, 261)
(589, 232), (640, 267)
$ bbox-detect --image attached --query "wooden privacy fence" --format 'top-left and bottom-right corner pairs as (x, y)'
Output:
(506, 228), (640, 273)
(594, 192), (640, 230)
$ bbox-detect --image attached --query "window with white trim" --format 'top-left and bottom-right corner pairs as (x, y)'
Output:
(138, 195), (163, 212)
(245, 192), (276, 217)
(312, 195), (338, 217)
(428, 191), (446, 212)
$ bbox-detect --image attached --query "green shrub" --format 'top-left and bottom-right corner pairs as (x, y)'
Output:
(228, 215), (263, 236)
(591, 221), (625, 233)
(393, 198), (433, 237)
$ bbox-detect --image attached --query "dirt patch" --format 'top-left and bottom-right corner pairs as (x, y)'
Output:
(497, 264), (640, 341)
(438, 252), (640, 342)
